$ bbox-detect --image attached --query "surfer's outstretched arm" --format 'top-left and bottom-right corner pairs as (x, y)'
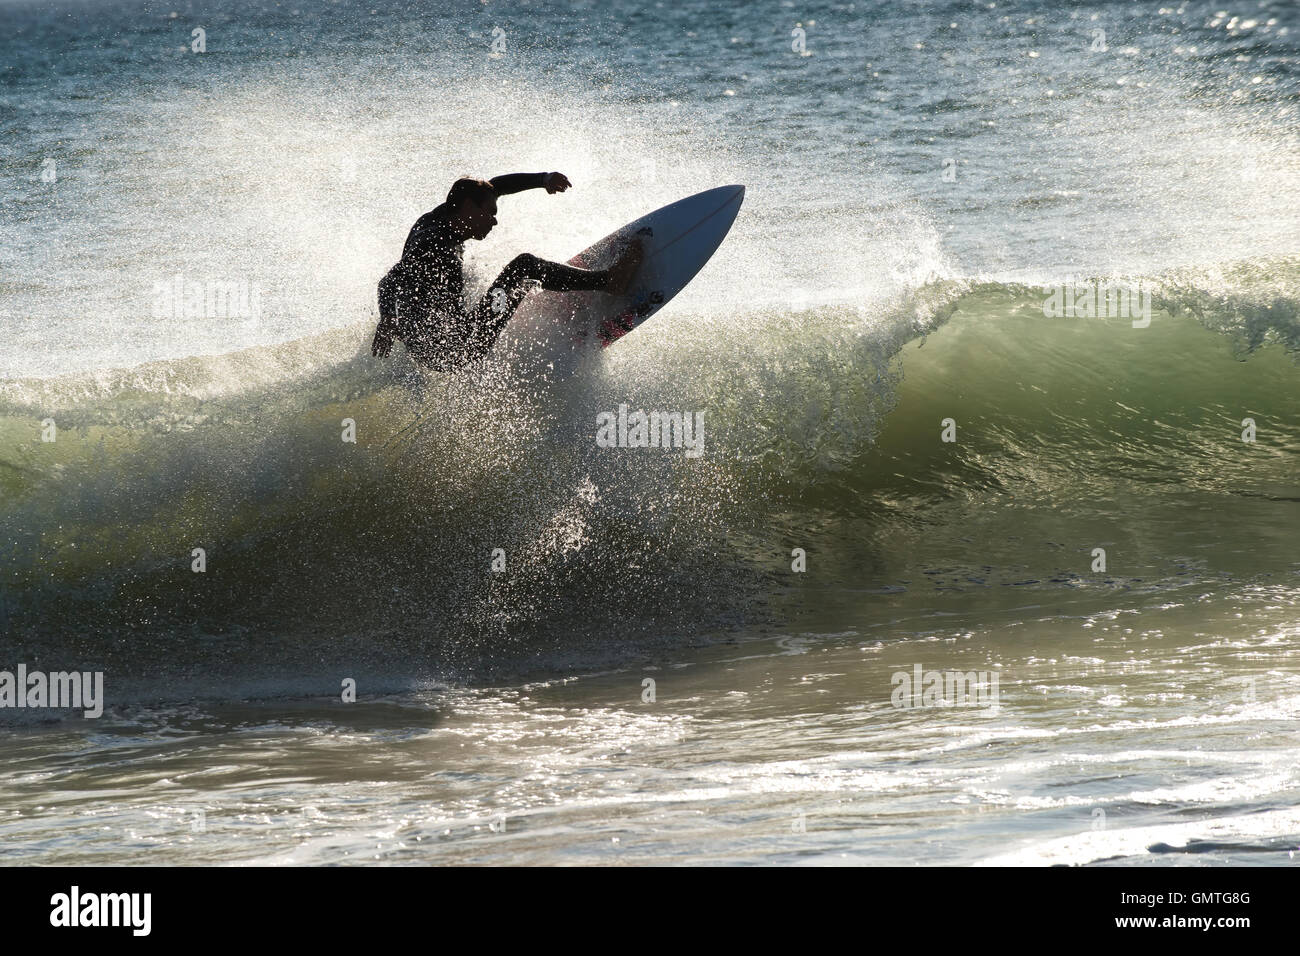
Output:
(489, 172), (572, 196)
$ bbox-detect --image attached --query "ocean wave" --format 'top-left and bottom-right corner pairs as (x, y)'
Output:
(1, 256), (1296, 696)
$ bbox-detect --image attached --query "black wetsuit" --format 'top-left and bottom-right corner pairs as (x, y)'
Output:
(371, 173), (613, 371)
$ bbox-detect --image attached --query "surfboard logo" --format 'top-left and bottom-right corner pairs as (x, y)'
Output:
(599, 290), (664, 346)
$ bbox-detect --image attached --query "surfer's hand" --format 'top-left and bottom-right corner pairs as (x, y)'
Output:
(543, 172), (571, 194)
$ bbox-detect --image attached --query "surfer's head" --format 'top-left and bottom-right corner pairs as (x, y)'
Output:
(446, 177), (497, 241)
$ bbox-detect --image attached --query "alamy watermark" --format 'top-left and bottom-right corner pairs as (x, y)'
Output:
(152, 275), (263, 322)
(0, 664), (104, 718)
(595, 404), (705, 458)
(891, 664), (1000, 713)
(1042, 278), (1152, 328)
(49, 886), (150, 936)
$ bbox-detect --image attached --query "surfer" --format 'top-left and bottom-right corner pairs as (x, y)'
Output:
(371, 172), (642, 370)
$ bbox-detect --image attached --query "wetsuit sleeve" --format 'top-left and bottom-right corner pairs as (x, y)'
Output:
(372, 264), (401, 357)
(489, 172), (548, 196)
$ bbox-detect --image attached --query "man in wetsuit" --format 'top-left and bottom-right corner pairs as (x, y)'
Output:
(371, 172), (641, 370)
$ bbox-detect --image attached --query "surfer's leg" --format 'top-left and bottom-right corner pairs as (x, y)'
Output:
(458, 244), (643, 364)
(499, 244), (643, 296)
(450, 255), (572, 364)
(459, 276), (533, 363)
(464, 255), (578, 345)
(508, 252), (614, 292)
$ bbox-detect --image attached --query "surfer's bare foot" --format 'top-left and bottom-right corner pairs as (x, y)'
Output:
(605, 238), (643, 295)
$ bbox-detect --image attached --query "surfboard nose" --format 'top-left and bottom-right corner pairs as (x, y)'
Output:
(702, 184), (745, 215)
(714, 184), (745, 221)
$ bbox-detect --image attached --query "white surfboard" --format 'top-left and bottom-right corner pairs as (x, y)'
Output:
(494, 185), (745, 380)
